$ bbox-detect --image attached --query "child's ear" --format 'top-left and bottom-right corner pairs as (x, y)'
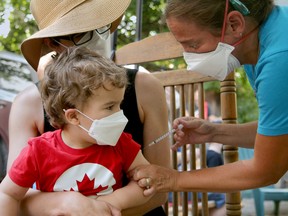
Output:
(64, 109), (80, 125)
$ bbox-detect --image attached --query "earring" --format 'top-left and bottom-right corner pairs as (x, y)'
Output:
(239, 32), (243, 37)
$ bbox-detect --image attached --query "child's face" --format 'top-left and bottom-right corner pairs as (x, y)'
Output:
(78, 82), (125, 129)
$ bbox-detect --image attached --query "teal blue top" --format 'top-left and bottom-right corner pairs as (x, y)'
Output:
(244, 5), (288, 136)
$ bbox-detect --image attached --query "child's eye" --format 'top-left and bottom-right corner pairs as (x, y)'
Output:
(106, 105), (114, 110)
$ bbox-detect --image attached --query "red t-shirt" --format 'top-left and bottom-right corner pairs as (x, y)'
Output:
(9, 130), (140, 196)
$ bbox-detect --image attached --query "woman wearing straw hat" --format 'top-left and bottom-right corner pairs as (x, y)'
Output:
(8, 0), (169, 215)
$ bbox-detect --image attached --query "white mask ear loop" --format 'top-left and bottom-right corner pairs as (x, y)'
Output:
(75, 109), (94, 122)
(76, 109), (95, 133)
(63, 109), (92, 133)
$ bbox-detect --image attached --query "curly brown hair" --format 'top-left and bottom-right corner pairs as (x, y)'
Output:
(40, 47), (127, 129)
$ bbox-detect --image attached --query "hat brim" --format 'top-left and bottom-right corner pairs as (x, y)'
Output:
(21, 0), (131, 71)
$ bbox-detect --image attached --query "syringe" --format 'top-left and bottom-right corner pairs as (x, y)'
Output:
(148, 124), (183, 146)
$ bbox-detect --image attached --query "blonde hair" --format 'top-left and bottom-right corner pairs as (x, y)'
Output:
(40, 47), (127, 129)
(164, 0), (274, 36)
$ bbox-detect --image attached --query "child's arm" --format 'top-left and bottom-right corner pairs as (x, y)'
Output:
(0, 175), (29, 216)
(97, 151), (152, 210)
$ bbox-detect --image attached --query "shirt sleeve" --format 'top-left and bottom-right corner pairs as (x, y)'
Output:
(116, 132), (141, 172)
(256, 51), (288, 136)
(8, 140), (39, 188)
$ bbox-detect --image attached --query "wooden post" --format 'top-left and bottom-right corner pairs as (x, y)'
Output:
(220, 73), (242, 216)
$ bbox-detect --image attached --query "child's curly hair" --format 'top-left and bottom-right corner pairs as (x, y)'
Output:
(40, 46), (127, 129)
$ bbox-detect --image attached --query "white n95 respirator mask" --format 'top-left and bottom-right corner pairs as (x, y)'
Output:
(183, 42), (241, 81)
(77, 30), (112, 59)
(77, 110), (128, 146)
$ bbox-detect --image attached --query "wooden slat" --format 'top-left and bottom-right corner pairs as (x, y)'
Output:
(220, 73), (242, 215)
(168, 200), (216, 215)
(115, 32), (184, 65)
(161, 82), (216, 216)
(152, 70), (214, 86)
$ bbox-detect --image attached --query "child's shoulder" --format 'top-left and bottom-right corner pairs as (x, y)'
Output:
(28, 129), (61, 145)
(117, 132), (141, 150)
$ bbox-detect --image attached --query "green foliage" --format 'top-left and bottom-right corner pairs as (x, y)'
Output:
(118, 0), (167, 47)
(235, 67), (258, 123)
(204, 68), (259, 123)
(0, 0), (37, 53)
(0, 1), (5, 24)
(202, 69), (259, 124)
(118, 0), (174, 72)
(204, 81), (220, 93)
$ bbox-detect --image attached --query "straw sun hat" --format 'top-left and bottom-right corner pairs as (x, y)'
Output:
(21, 0), (131, 71)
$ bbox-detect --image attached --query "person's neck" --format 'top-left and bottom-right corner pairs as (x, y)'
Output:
(236, 22), (260, 65)
(61, 128), (93, 149)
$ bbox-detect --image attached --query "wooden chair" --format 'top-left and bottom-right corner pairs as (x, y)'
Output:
(115, 32), (241, 216)
(239, 148), (288, 216)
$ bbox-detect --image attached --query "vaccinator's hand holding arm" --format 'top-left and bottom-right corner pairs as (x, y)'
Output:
(132, 132), (288, 196)
(132, 112), (288, 197)
(97, 152), (154, 211)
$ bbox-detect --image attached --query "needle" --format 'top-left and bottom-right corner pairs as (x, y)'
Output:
(148, 124), (183, 146)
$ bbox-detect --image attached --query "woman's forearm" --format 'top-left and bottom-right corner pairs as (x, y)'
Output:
(20, 189), (72, 216)
(213, 121), (257, 148)
(135, 133), (288, 195)
(20, 189), (120, 216)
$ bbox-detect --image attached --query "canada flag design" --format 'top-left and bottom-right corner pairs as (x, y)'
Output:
(53, 163), (116, 196)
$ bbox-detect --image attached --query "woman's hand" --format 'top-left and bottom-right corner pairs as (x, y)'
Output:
(172, 116), (215, 150)
(130, 165), (179, 196)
